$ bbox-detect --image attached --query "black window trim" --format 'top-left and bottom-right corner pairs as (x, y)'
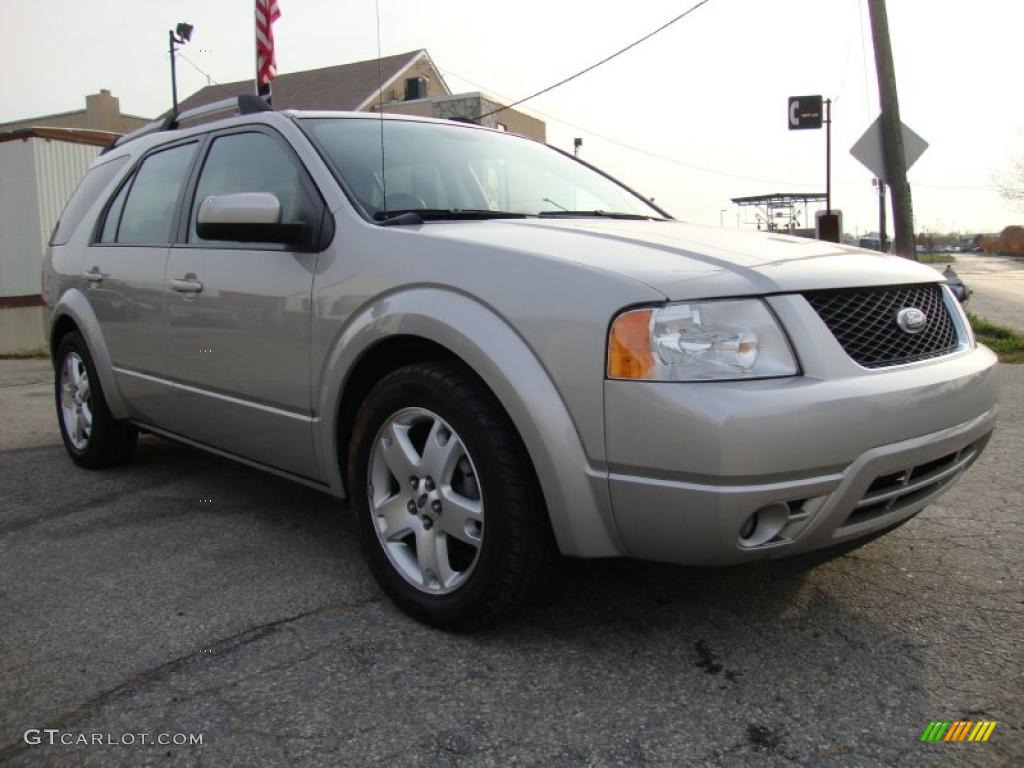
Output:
(173, 123), (329, 253)
(89, 136), (205, 248)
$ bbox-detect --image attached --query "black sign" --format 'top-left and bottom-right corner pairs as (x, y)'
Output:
(816, 212), (841, 243)
(788, 95), (823, 130)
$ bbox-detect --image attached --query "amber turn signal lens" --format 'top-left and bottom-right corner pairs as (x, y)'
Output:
(608, 309), (654, 379)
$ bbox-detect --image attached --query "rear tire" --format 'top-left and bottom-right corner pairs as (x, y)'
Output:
(55, 332), (137, 468)
(348, 361), (556, 629)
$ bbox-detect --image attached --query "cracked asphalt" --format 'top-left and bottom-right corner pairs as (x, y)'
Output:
(1, 358), (1021, 767)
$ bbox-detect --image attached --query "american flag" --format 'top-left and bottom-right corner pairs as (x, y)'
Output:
(255, 0), (281, 98)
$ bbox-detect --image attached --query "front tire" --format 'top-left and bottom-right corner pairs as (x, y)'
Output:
(55, 332), (137, 468)
(348, 361), (555, 629)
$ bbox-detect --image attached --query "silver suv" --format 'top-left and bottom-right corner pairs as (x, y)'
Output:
(44, 97), (998, 627)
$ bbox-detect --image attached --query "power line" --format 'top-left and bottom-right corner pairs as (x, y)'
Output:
(443, 68), (996, 192)
(478, 0), (714, 119)
(174, 51), (238, 100)
(830, 4), (856, 106)
(445, 66), (831, 186)
(856, 0), (873, 117)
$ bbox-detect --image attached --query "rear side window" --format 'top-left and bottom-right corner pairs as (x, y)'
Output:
(113, 142), (198, 245)
(50, 156), (128, 245)
(99, 179), (130, 244)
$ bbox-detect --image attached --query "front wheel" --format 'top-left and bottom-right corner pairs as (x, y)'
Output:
(348, 362), (555, 629)
(54, 332), (137, 468)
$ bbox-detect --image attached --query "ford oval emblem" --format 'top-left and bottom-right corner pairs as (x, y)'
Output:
(896, 307), (927, 334)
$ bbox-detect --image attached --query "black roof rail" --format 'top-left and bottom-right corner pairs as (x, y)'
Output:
(101, 94), (273, 154)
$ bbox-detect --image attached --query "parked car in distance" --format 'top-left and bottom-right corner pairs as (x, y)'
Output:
(44, 97), (999, 627)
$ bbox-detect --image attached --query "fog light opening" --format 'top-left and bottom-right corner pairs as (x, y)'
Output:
(738, 502), (790, 547)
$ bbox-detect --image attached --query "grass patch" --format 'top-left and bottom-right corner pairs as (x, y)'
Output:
(968, 313), (1024, 363)
(0, 352), (48, 360)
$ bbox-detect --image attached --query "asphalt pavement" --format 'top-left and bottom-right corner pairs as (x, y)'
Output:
(0, 358), (1021, 767)
(930, 253), (1024, 332)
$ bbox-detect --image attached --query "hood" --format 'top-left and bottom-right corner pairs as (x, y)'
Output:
(413, 218), (941, 300)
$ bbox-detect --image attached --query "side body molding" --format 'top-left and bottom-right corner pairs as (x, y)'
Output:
(49, 289), (130, 419)
(313, 288), (624, 558)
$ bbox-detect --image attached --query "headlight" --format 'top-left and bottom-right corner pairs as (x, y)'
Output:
(608, 299), (799, 381)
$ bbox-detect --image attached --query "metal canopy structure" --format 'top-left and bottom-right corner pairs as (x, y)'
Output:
(730, 192), (826, 232)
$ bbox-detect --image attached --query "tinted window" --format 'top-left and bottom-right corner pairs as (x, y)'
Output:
(190, 132), (317, 244)
(117, 143), (197, 245)
(51, 156), (128, 245)
(305, 118), (662, 219)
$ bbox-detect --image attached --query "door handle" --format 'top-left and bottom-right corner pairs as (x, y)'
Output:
(83, 267), (104, 284)
(170, 275), (203, 294)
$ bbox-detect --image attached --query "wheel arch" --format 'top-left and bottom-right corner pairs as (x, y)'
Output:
(335, 335), (459, 488)
(314, 287), (623, 558)
(48, 289), (130, 418)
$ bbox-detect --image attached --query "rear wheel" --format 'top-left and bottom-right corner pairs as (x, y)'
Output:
(348, 361), (555, 628)
(55, 332), (137, 468)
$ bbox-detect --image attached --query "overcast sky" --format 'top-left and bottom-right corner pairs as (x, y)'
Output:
(5, 0), (1021, 235)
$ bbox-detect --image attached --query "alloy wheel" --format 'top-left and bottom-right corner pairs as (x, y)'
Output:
(60, 351), (93, 451)
(367, 407), (484, 594)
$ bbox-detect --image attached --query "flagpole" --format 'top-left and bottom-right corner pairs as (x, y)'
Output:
(254, 1), (259, 99)
(255, 1), (274, 106)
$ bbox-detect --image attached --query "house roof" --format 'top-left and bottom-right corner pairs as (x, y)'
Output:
(0, 126), (120, 148)
(175, 50), (439, 114)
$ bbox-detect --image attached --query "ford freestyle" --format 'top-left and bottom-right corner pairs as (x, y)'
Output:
(43, 97), (998, 627)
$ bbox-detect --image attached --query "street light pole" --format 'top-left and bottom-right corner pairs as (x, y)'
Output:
(875, 178), (887, 253)
(169, 31), (179, 115)
(825, 98), (832, 215)
(168, 23), (193, 117)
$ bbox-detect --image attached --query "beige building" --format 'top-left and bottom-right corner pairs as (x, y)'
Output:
(177, 49), (545, 141)
(0, 89), (149, 135)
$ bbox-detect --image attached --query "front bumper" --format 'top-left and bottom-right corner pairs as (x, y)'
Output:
(604, 344), (998, 565)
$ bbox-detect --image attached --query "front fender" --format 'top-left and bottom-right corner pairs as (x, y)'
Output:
(50, 289), (130, 419)
(314, 287), (624, 558)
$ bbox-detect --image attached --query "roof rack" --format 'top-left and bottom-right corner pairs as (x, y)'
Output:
(101, 94), (273, 154)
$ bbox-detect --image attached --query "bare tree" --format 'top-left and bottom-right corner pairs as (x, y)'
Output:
(997, 154), (1024, 211)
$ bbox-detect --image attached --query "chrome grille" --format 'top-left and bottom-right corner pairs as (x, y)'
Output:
(804, 284), (959, 368)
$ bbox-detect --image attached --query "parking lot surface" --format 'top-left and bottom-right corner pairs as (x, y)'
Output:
(1, 358), (1021, 767)
(930, 253), (1024, 332)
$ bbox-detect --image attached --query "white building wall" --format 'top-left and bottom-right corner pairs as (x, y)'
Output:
(0, 137), (99, 354)
(34, 139), (100, 259)
(0, 140), (43, 299)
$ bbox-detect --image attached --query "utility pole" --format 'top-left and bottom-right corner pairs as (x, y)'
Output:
(866, 0), (916, 260)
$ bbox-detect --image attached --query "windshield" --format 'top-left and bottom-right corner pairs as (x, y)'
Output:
(302, 118), (666, 221)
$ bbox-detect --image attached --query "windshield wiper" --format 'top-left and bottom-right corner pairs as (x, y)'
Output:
(375, 209), (530, 226)
(538, 210), (660, 220)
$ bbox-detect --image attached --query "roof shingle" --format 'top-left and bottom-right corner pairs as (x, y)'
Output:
(175, 50), (426, 114)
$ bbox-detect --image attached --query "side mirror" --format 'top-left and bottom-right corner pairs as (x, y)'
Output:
(196, 192), (305, 244)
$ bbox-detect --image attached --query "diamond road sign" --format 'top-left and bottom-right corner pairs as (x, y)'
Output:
(850, 116), (928, 182)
